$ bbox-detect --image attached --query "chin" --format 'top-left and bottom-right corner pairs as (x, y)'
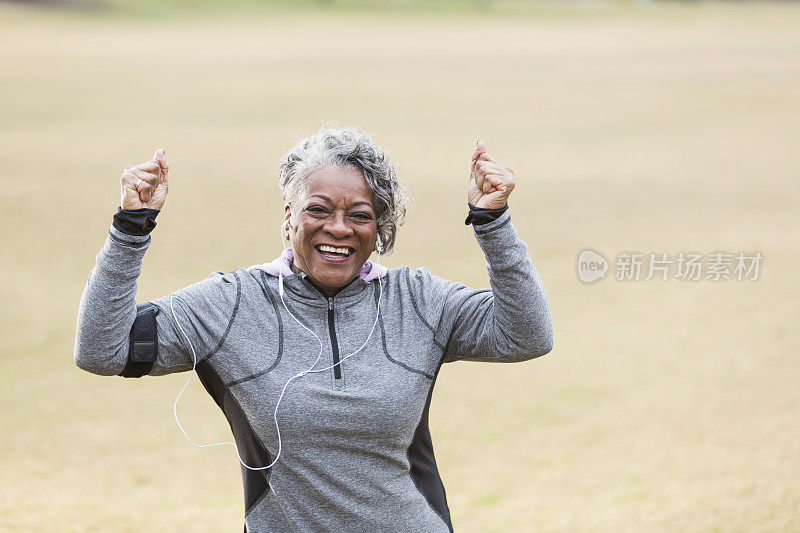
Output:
(312, 269), (357, 293)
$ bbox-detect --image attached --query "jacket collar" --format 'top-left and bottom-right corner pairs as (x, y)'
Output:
(248, 248), (385, 307)
(248, 248), (387, 281)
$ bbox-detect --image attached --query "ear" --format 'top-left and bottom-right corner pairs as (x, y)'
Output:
(282, 205), (293, 241)
(283, 205), (292, 227)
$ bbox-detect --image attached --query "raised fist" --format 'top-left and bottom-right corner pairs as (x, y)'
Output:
(120, 149), (169, 210)
(468, 141), (515, 210)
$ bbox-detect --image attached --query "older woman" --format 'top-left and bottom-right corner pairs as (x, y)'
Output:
(74, 127), (553, 532)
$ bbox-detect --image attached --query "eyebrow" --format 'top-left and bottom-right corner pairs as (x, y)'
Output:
(307, 194), (374, 209)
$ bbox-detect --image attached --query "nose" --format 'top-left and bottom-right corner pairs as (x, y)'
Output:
(323, 211), (354, 240)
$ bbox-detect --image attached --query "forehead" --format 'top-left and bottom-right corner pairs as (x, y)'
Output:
(302, 166), (374, 207)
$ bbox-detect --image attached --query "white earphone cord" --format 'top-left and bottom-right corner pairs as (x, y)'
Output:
(171, 224), (383, 471)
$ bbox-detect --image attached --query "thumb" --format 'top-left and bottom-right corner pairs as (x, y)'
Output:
(154, 148), (169, 172)
(472, 140), (486, 164)
(121, 179), (142, 209)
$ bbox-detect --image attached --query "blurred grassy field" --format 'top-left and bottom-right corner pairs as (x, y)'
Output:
(1, 0), (799, 531)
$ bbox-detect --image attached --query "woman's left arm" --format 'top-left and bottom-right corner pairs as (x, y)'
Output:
(436, 141), (553, 363)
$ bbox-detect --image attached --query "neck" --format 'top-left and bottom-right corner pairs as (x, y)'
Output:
(288, 256), (360, 297)
(305, 275), (360, 298)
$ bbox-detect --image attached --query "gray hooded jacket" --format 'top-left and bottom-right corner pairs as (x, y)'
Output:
(74, 211), (553, 532)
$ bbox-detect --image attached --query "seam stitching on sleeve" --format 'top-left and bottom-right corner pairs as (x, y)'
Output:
(226, 272), (285, 387)
(379, 314), (434, 380)
(404, 269), (446, 351)
(376, 282), (434, 380)
(442, 295), (498, 363)
(374, 285), (434, 381)
(206, 270), (242, 361)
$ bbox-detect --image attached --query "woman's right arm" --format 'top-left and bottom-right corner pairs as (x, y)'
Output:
(74, 220), (156, 375)
(74, 150), (238, 377)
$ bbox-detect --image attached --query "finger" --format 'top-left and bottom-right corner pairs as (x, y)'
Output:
(476, 164), (506, 191)
(478, 151), (496, 163)
(476, 159), (505, 188)
(136, 179), (153, 203)
(482, 172), (515, 195)
(135, 160), (161, 175)
(475, 172), (485, 194)
(471, 140), (487, 165)
(474, 163), (486, 192)
(477, 160), (504, 174)
(154, 148), (169, 177)
(130, 168), (160, 189)
(121, 175), (141, 205)
(121, 170), (140, 188)
(470, 141), (488, 187)
(483, 174), (496, 194)
(483, 174), (505, 194)
(121, 171), (143, 202)
(479, 167), (504, 186)
(121, 170), (153, 203)
(479, 166), (513, 182)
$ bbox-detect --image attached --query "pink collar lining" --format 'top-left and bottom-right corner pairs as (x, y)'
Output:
(248, 248), (387, 282)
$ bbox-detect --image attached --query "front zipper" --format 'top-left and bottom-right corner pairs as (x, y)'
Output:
(327, 297), (342, 380)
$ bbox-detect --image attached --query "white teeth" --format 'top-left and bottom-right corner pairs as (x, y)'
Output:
(318, 245), (352, 256)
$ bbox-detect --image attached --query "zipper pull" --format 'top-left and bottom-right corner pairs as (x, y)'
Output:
(328, 297), (334, 310)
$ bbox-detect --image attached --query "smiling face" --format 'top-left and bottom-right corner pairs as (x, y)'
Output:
(285, 165), (378, 297)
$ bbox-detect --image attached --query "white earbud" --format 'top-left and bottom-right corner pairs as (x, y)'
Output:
(279, 220), (290, 297)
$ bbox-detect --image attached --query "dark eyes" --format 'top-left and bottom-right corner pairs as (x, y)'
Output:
(305, 206), (373, 222)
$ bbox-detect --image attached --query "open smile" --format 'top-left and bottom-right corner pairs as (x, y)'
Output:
(315, 244), (355, 262)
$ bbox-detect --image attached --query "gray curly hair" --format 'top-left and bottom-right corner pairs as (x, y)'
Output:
(278, 126), (410, 255)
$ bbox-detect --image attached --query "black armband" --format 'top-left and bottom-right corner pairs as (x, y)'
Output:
(113, 206), (160, 236)
(119, 303), (159, 378)
(464, 203), (508, 225)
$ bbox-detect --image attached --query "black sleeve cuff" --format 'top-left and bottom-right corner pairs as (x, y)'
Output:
(465, 203), (509, 225)
(112, 206), (160, 236)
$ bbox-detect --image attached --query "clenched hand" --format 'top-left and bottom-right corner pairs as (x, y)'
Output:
(120, 149), (169, 210)
(468, 141), (515, 210)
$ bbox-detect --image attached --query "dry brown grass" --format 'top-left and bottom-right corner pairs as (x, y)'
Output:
(1, 1), (799, 531)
